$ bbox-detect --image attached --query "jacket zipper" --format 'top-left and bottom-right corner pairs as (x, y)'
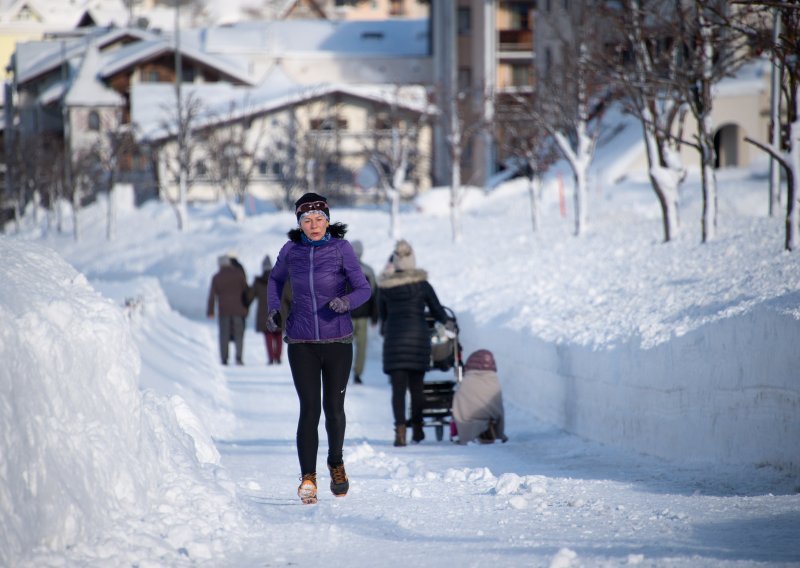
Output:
(308, 246), (320, 340)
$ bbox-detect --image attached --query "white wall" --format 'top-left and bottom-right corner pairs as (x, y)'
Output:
(461, 298), (800, 470)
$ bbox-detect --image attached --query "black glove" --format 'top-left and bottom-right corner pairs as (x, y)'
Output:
(328, 297), (350, 313)
(266, 309), (281, 332)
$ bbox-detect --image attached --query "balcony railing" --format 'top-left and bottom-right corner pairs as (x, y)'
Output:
(498, 29), (533, 52)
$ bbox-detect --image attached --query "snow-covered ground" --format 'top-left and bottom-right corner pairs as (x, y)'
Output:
(3, 145), (800, 565)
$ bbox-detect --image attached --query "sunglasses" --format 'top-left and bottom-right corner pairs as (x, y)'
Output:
(296, 200), (327, 215)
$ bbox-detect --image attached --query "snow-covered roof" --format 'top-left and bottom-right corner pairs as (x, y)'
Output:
(97, 35), (253, 86)
(15, 24), (255, 102)
(65, 43), (124, 107)
(15, 34), (93, 84)
(132, 66), (431, 143)
(0, 0), (128, 27)
(200, 18), (429, 58)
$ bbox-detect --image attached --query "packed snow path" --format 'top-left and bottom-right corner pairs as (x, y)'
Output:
(215, 325), (800, 567)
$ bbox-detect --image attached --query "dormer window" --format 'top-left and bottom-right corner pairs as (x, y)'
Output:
(16, 5), (41, 22)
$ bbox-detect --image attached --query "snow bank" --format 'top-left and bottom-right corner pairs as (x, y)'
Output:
(94, 276), (237, 440)
(461, 300), (800, 469)
(0, 240), (246, 566)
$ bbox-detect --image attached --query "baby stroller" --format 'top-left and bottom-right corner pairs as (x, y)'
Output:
(419, 306), (463, 441)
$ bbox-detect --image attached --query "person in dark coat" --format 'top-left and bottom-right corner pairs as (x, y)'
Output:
(248, 255), (291, 365)
(378, 239), (448, 447)
(267, 192), (371, 505)
(206, 254), (249, 365)
(349, 240), (379, 384)
(452, 349), (508, 445)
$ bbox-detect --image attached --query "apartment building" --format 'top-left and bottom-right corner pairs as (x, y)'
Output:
(431, 0), (536, 188)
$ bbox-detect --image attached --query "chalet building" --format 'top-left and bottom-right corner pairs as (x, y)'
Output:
(6, 25), (254, 202)
(3, 15), (434, 207)
(131, 75), (432, 205)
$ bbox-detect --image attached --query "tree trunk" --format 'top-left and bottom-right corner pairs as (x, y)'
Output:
(574, 167), (588, 237)
(107, 185), (116, 241)
(786, 120), (799, 251)
(177, 168), (188, 231)
(388, 188), (400, 240)
(450, 149), (462, 242)
(700, 122), (717, 242)
(642, 125), (681, 242)
(528, 170), (541, 233)
(72, 190), (80, 242)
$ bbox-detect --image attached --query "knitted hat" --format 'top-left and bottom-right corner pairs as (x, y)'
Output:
(392, 239), (416, 271)
(261, 255), (272, 272)
(351, 239), (364, 258)
(217, 254), (230, 267)
(295, 192), (330, 222)
(465, 349), (497, 372)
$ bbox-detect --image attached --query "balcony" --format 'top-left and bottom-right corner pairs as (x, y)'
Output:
(498, 29), (533, 53)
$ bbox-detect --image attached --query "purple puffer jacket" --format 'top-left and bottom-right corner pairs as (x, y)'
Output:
(268, 234), (371, 342)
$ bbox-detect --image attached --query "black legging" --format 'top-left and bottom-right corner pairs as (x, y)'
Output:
(390, 369), (425, 426)
(288, 342), (353, 475)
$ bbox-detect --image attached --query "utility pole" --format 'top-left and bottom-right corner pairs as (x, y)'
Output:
(61, 40), (72, 207)
(174, 0), (187, 229)
(768, 7), (783, 217)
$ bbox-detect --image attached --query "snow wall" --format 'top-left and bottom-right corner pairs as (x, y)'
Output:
(461, 295), (800, 471)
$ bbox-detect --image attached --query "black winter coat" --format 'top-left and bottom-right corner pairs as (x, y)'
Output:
(378, 268), (447, 373)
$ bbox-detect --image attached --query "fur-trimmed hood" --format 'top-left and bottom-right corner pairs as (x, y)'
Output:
(287, 222), (348, 242)
(378, 268), (428, 289)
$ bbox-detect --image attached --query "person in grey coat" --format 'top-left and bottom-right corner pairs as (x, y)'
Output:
(349, 240), (379, 384)
(452, 349), (508, 445)
(206, 254), (249, 365)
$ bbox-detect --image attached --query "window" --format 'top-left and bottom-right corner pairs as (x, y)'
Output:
(309, 117), (347, 131)
(457, 7), (471, 36)
(195, 160), (207, 177)
(144, 70), (159, 82)
(458, 67), (471, 91)
(511, 64), (532, 88)
(88, 110), (100, 131)
(374, 113), (392, 130)
(180, 66), (196, 83)
(509, 3), (531, 30)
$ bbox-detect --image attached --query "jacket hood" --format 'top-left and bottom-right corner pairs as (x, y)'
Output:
(378, 267), (428, 289)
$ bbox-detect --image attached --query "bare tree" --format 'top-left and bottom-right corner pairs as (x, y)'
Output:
(157, 90), (205, 230)
(86, 113), (136, 240)
(65, 146), (101, 242)
(362, 87), (430, 239)
(536, 6), (608, 237)
(430, 84), (487, 242)
(739, 1), (800, 250)
(203, 99), (271, 221)
(496, 92), (558, 233)
(259, 99), (348, 211)
(600, 0), (690, 242)
(672, 0), (757, 242)
(5, 132), (66, 234)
